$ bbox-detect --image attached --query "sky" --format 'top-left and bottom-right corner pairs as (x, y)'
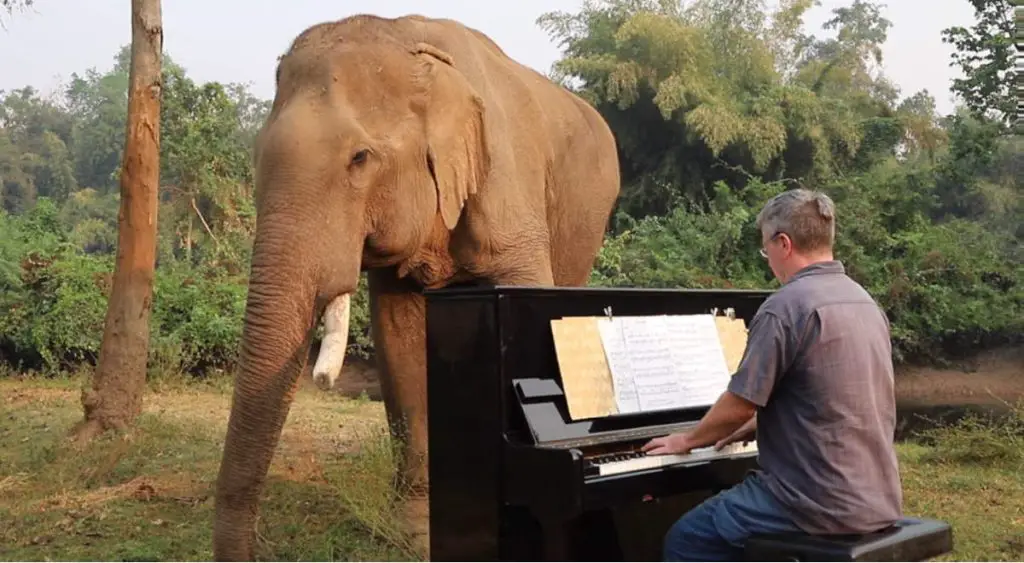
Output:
(1, 0), (977, 116)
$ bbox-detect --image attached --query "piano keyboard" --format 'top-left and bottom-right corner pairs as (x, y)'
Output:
(584, 441), (758, 477)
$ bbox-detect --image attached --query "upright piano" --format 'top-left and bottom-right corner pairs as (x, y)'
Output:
(425, 285), (773, 561)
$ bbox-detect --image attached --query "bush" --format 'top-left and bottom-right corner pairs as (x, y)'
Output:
(916, 401), (1024, 467)
(827, 160), (1023, 362)
(0, 202), (373, 376)
(591, 179), (782, 289)
(0, 201), (110, 370)
(149, 263), (248, 374)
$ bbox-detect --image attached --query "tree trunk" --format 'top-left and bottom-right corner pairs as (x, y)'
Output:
(74, 0), (162, 442)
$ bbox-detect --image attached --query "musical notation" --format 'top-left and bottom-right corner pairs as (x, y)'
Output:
(598, 314), (732, 414)
(551, 311), (746, 420)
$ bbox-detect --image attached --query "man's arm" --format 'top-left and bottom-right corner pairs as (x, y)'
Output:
(642, 310), (790, 456)
(716, 413), (756, 450)
(642, 391), (756, 454)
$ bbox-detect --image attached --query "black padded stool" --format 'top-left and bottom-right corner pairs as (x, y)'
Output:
(743, 517), (953, 561)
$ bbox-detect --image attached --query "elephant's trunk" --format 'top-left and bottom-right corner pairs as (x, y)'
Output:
(213, 249), (319, 561)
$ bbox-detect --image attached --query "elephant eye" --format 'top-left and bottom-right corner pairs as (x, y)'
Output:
(351, 149), (369, 166)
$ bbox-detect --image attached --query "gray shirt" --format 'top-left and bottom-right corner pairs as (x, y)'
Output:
(727, 260), (903, 534)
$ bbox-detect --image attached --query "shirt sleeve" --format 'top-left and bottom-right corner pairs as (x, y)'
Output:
(727, 310), (791, 407)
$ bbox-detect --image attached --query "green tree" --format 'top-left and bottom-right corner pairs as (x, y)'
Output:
(941, 0), (1015, 127)
(64, 63), (130, 193)
(0, 87), (77, 211)
(538, 0), (904, 220)
(895, 90), (946, 161)
(158, 67), (257, 270)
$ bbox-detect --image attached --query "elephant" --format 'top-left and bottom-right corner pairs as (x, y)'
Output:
(212, 13), (621, 561)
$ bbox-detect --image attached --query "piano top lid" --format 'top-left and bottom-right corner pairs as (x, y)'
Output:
(425, 284), (775, 298)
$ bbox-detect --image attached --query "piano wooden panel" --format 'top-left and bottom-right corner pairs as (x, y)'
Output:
(426, 285), (773, 561)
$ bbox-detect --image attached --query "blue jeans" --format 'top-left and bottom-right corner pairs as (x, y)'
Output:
(663, 471), (801, 561)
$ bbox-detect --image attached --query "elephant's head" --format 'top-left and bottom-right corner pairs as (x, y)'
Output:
(213, 25), (490, 561)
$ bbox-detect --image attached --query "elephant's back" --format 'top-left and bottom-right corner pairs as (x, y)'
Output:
(404, 16), (620, 185)
(370, 17), (620, 205)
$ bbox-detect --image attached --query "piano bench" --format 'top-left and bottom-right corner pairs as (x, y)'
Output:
(743, 517), (953, 562)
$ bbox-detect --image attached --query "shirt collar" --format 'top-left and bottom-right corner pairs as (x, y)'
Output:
(786, 260), (845, 284)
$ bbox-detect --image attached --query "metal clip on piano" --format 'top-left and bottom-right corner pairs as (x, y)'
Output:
(424, 285), (953, 562)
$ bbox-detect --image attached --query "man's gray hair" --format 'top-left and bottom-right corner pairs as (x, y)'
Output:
(756, 189), (836, 252)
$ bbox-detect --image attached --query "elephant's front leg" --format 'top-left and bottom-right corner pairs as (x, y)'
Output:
(367, 259), (554, 557)
(366, 268), (433, 555)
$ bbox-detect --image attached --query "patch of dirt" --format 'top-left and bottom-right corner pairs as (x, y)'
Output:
(144, 387), (387, 474)
(1, 385), (78, 406)
(298, 356), (382, 400)
(36, 474), (207, 512)
(895, 347), (1024, 407)
(143, 390), (229, 426)
(0, 473), (30, 494)
(270, 432), (329, 484)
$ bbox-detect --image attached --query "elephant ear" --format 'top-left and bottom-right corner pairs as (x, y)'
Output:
(411, 42), (490, 231)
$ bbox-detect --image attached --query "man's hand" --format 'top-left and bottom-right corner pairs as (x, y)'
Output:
(639, 392), (757, 456)
(641, 432), (696, 456)
(714, 414), (756, 450)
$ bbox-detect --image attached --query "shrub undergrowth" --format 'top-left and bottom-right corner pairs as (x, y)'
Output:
(914, 400), (1024, 467)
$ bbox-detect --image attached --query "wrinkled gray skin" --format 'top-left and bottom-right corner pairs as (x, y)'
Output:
(213, 14), (620, 561)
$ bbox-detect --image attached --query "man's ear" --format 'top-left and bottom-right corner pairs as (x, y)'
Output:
(412, 42), (490, 231)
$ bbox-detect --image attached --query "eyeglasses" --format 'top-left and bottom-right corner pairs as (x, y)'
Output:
(759, 231), (782, 259)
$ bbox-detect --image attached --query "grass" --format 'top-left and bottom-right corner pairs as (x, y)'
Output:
(0, 372), (418, 561)
(899, 401), (1024, 561)
(1, 372), (1022, 561)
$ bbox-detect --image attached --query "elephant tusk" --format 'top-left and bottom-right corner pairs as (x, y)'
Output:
(312, 293), (351, 391)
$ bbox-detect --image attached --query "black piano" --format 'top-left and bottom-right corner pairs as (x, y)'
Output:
(424, 285), (773, 561)
(424, 284), (955, 562)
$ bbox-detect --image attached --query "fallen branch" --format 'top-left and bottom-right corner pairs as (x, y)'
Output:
(190, 196), (219, 246)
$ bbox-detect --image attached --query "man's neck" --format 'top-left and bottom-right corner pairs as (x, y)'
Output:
(783, 253), (835, 281)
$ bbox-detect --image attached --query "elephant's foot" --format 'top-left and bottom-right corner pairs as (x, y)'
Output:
(399, 493), (430, 559)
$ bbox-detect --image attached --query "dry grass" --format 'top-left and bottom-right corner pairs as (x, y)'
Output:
(0, 373), (417, 561)
(1, 372), (1022, 561)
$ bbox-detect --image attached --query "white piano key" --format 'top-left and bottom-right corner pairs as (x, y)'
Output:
(590, 441), (758, 477)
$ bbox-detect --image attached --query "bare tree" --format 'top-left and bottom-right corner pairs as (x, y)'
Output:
(74, 0), (163, 441)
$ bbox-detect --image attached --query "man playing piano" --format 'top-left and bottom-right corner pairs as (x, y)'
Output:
(642, 189), (903, 561)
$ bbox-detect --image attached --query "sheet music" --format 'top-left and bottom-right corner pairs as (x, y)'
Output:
(596, 319), (641, 414)
(598, 314), (731, 413)
(663, 315), (732, 407)
(617, 316), (688, 411)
